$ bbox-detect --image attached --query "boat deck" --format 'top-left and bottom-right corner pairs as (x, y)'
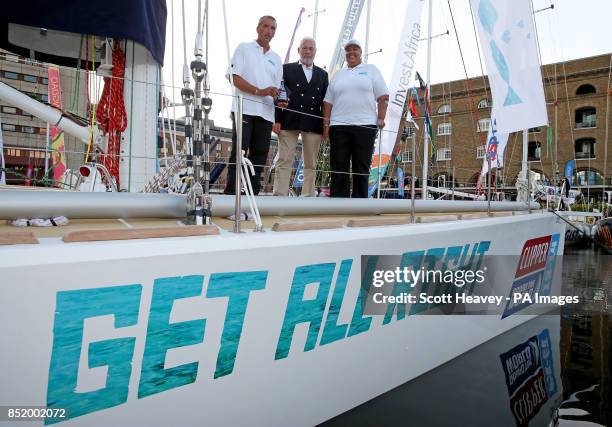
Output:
(0, 210), (533, 245)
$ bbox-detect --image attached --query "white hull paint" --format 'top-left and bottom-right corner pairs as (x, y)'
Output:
(0, 213), (565, 426)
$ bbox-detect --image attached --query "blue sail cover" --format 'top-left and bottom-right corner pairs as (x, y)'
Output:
(0, 0), (167, 65)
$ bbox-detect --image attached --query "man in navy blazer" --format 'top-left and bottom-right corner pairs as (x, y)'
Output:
(273, 37), (329, 196)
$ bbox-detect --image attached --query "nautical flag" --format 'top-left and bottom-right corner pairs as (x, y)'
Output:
(0, 114), (5, 185)
(416, 71), (426, 91)
(367, 0), (424, 197)
(284, 7), (306, 64)
(470, 0), (548, 133)
(397, 167), (404, 197)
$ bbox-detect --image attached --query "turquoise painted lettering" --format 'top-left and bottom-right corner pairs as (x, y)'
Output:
(319, 259), (352, 346)
(46, 284), (142, 424)
(347, 256), (377, 337)
(206, 271), (267, 378)
(383, 251), (424, 324)
(409, 248), (445, 315)
(275, 263), (336, 359)
(138, 276), (205, 399)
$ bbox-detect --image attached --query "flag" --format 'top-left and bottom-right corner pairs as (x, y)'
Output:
(415, 71), (426, 90)
(470, 0), (548, 133)
(564, 160), (575, 181)
(367, 0), (424, 197)
(284, 8), (306, 64)
(480, 117), (508, 178)
(0, 114), (5, 185)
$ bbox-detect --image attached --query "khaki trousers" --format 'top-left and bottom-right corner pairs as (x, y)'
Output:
(273, 130), (322, 197)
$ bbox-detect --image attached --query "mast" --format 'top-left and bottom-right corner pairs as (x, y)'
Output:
(422, 0), (433, 199)
(364, 0), (371, 63)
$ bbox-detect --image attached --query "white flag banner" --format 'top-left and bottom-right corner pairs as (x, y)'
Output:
(0, 114), (5, 185)
(480, 117), (508, 177)
(470, 0), (548, 133)
(367, 0), (424, 196)
(328, 0), (366, 75)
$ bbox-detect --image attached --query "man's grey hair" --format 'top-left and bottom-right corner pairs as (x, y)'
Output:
(258, 15), (276, 27)
(299, 37), (317, 48)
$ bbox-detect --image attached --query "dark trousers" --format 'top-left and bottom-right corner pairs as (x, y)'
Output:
(329, 125), (377, 198)
(225, 114), (273, 195)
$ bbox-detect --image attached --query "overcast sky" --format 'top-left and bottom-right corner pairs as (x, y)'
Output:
(162, 0), (611, 128)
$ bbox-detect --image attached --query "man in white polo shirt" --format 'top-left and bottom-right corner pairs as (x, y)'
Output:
(225, 15), (283, 195)
(323, 39), (389, 198)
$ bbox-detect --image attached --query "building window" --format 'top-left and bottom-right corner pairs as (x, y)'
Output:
(23, 74), (38, 83)
(401, 126), (415, 140)
(575, 138), (596, 159)
(436, 148), (451, 161)
(437, 104), (451, 114)
(477, 118), (491, 132)
(3, 71), (18, 80)
(1, 123), (16, 132)
(477, 99), (490, 109)
(41, 94), (49, 103)
(528, 141), (541, 161)
(575, 107), (596, 128)
(41, 77), (48, 84)
(476, 145), (486, 159)
(575, 169), (604, 186)
(576, 84), (596, 96)
(437, 123), (452, 136)
(528, 127), (541, 133)
(402, 150), (413, 163)
(436, 174), (449, 187)
(2, 106), (17, 114)
(22, 126), (35, 134)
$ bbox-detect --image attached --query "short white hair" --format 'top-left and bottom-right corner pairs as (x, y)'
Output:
(299, 37), (317, 48)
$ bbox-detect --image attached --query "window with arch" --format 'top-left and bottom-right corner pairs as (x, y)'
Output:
(575, 107), (596, 128)
(437, 104), (452, 114)
(477, 118), (491, 132)
(437, 123), (452, 136)
(575, 169), (604, 186)
(575, 138), (596, 159)
(528, 141), (541, 161)
(477, 99), (490, 109)
(576, 84), (596, 96)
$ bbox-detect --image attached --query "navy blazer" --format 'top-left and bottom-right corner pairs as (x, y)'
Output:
(275, 62), (329, 134)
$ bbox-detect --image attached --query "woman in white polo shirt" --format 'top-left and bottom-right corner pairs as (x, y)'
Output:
(322, 39), (389, 198)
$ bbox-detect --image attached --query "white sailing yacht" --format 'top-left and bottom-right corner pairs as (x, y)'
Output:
(0, 1), (567, 425)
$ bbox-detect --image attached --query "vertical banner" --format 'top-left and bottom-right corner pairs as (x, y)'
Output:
(47, 65), (67, 184)
(564, 160), (575, 180)
(328, 0), (366, 75)
(368, 0), (424, 197)
(480, 117), (508, 177)
(470, 0), (548, 133)
(0, 114), (5, 185)
(292, 159), (304, 189)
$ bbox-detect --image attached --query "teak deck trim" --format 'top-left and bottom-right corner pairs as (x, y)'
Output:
(347, 217), (413, 227)
(62, 225), (220, 242)
(271, 221), (345, 232)
(0, 231), (40, 245)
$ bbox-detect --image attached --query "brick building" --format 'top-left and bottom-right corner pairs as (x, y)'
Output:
(0, 50), (88, 185)
(393, 53), (611, 198)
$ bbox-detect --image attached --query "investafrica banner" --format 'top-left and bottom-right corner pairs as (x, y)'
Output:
(470, 0), (548, 134)
(368, 0), (424, 197)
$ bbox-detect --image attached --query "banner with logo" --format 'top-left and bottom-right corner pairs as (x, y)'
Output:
(328, 0), (366, 75)
(47, 65), (67, 184)
(0, 114), (5, 185)
(470, 0), (548, 133)
(368, 0), (424, 197)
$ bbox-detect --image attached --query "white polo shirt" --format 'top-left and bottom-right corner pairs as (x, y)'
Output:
(323, 63), (389, 126)
(228, 40), (283, 123)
